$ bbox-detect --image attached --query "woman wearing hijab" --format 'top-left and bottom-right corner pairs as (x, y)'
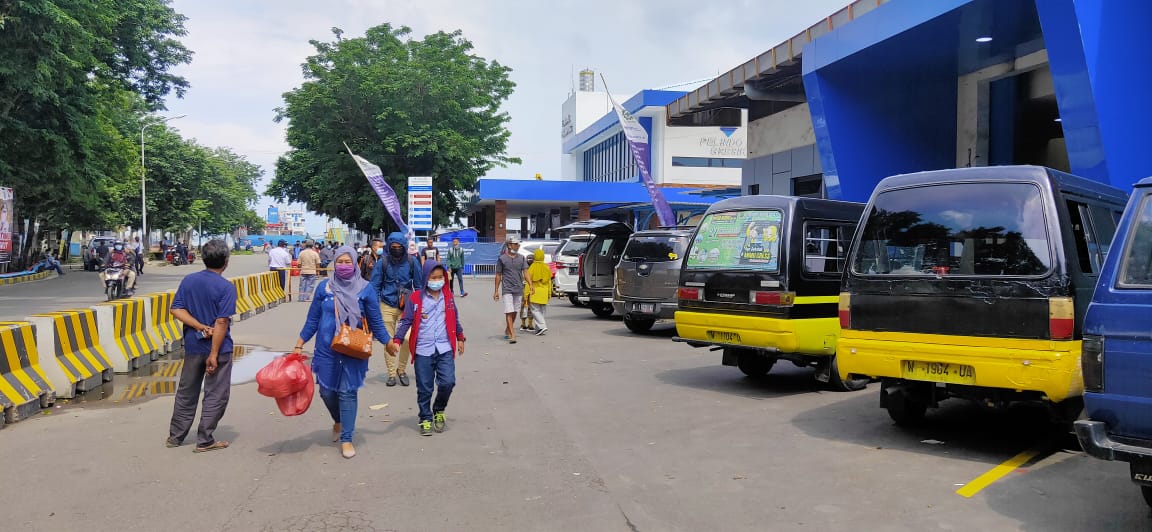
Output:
(527, 248), (552, 335)
(293, 246), (392, 459)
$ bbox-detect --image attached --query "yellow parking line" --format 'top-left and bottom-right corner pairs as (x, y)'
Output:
(956, 446), (1044, 498)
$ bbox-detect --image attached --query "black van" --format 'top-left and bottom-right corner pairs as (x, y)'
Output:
(674, 195), (868, 390)
(557, 219), (633, 318)
(837, 165), (1127, 424)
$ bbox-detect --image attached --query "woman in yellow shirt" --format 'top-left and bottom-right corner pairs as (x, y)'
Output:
(527, 248), (552, 335)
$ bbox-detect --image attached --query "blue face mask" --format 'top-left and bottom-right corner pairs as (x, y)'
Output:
(427, 280), (445, 292)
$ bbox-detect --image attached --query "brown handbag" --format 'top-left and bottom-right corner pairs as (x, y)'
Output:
(330, 292), (373, 359)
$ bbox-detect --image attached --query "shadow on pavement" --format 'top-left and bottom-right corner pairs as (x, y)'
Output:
(982, 450), (1152, 531)
(599, 324), (677, 340)
(790, 391), (1077, 465)
(655, 362), (828, 400)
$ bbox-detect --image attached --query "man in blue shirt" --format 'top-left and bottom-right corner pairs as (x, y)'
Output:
(370, 231), (424, 386)
(166, 239), (237, 453)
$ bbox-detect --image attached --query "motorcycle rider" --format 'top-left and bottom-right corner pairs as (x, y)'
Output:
(99, 241), (137, 295)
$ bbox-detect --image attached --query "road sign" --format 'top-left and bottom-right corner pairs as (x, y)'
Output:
(408, 176), (433, 230)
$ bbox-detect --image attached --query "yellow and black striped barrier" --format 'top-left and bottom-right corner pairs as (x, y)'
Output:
(26, 310), (113, 399)
(230, 277), (254, 320)
(0, 271), (51, 286)
(263, 271), (287, 306)
(245, 275), (268, 314)
(146, 291), (182, 354)
(92, 299), (161, 373)
(0, 322), (55, 425)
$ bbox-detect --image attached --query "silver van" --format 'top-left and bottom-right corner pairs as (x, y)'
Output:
(558, 219), (634, 318)
(614, 229), (693, 333)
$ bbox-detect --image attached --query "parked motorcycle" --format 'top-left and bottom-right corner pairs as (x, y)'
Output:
(103, 267), (127, 301)
(164, 248), (195, 265)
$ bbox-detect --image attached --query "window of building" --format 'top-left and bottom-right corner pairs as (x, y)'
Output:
(748, 184), (760, 196)
(671, 157), (743, 168)
(583, 131), (637, 182)
(793, 174), (823, 197)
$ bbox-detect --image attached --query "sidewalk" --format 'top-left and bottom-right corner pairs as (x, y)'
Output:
(0, 294), (628, 532)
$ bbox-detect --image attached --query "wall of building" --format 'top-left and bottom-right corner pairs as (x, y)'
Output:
(657, 108), (746, 187)
(742, 144), (822, 196)
(747, 103), (815, 159)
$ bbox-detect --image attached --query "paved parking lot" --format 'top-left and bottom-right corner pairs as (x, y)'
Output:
(0, 287), (1147, 531)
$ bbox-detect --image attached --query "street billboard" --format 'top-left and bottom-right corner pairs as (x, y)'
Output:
(408, 176), (433, 231)
(0, 187), (12, 264)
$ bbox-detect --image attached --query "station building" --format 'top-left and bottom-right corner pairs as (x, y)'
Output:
(666, 0), (1152, 202)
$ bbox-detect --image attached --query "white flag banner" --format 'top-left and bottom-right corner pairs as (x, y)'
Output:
(605, 86), (675, 227)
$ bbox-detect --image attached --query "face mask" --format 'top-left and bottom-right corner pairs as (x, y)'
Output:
(389, 247), (405, 258)
(334, 264), (356, 279)
(376, 248), (384, 256)
(114, 245), (123, 251)
(427, 280), (445, 291)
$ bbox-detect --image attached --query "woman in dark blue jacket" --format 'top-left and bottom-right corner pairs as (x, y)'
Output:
(293, 246), (391, 459)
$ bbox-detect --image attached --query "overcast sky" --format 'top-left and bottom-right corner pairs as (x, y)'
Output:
(163, 0), (849, 234)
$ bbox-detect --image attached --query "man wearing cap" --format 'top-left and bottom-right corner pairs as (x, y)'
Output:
(297, 239), (321, 302)
(268, 240), (293, 293)
(494, 234), (532, 344)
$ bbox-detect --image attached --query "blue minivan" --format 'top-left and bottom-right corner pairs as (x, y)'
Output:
(1075, 176), (1152, 507)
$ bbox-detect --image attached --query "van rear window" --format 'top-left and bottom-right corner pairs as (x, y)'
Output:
(1119, 195), (1152, 287)
(560, 239), (590, 257)
(852, 183), (1052, 276)
(622, 236), (687, 262)
(686, 210), (783, 271)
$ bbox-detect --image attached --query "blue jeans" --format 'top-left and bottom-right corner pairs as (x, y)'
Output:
(451, 268), (465, 294)
(319, 386), (358, 443)
(299, 274), (317, 301)
(414, 350), (455, 422)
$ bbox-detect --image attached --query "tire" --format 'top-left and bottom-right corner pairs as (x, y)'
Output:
(1141, 486), (1152, 509)
(885, 393), (928, 426)
(590, 303), (615, 318)
(736, 350), (776, 378)
(828, 355), (870, 392)
(623, 315), (655, 333)
(568, 295), (585, 307)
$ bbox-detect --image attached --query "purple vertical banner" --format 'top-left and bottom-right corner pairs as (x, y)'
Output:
(345, 144), (410, 235)
(607, 93), (675, 227)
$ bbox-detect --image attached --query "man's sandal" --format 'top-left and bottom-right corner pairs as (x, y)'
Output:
(193, 440), (230, 453)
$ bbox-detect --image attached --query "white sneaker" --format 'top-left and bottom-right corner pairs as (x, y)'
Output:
(535, 328), (547, 336)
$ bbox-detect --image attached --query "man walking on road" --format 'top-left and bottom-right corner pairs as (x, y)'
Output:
(494, 234), (531, 344)
(445, 237), (467, 296)
(268, 239), (292, 293)
(298, 239), (320, 301)
(133, 236), (145, 275)
(166, 239), (237, 453)
(370, 232), (424, 386)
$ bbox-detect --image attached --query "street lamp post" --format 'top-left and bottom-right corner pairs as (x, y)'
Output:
(141, 114), (185, 252)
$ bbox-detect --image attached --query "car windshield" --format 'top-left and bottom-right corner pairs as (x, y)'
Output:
(543, 245), (558, 256)
(1119, 194), (1152, 287)
(622, 236), (687, 262)
(685, 210), (784, 271)
(852, 182), (1052, 276)
(560, 238), (590, 257)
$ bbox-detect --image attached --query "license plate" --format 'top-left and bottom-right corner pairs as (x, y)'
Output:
(632, 303), (656, 314)
(1131, 462), (1152, 486)
(901, 361), (976, 385)
(707, 331), (741, 343)
(568, 267), (578, 274)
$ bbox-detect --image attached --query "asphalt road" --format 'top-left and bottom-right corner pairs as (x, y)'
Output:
(0, 252), (273, 321)
(0, 280), (1147, 531)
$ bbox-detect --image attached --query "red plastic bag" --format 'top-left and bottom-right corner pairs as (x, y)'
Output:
(275, 368), (314, 416)
(256, 353), (309, 398)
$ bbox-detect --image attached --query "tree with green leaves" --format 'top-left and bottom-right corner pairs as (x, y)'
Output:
(269, 24), (519, 233)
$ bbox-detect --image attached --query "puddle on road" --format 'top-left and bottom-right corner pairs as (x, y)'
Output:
(50, 344), (277, 411)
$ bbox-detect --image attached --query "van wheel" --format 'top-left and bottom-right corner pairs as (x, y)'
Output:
(1141, 486), (1152, 508)
(624, 315), (655, 333)
(885, 395), (928, 426)
(568, 295), (585, 307)
(828, 355), (869, 392)
(590, 304), (614, 318)
(736, 351), (775, 378)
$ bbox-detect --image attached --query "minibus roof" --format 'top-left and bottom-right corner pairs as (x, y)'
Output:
(878, 165), (1127, 204)
(704, 195), (864, 219)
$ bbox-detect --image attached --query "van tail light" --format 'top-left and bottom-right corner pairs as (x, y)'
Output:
(678, 287), (703, 301)
(838, 293), (851, 329)
(750, 291), (794, 306)
(1082, 334), (1104, 392)
(1049, 297), (1075, 340)
(577, 254), (585, 279)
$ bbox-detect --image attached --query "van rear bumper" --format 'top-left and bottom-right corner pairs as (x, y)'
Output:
(674, 310), (837, 356)
(837, 330), (1082, 402)
(1075, 420), (1152, 463)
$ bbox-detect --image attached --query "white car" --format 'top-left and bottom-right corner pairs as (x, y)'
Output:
(551, 234), (594, 305)
(517, 240), (561, 264)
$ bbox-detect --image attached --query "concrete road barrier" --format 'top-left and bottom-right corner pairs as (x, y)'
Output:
(262, 271), (286, 306)
(25, 310), (113, 399)
(92, 299), (161, 373)
(0, 321), (55, 425)
(245, 275), (268, 314)
(146, 291), (182, 354)
(230, 277), (254, 320)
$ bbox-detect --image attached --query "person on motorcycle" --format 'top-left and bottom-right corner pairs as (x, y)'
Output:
(175, 241), (189, 265)
(99, 241), (137, 295)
